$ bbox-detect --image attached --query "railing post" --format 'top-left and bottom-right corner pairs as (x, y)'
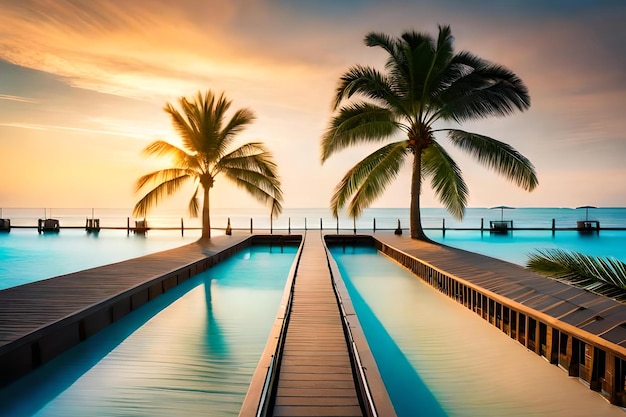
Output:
(288, 217), (291, 234)
(181, 218), (184, 237)
(336, 217), (339, 233)
(353, 218), (356, 235)
(250, 218), (253, 234)
(127, 217), (130, 236)
(481, 218), (484, 231)
(373, 218), (376, 232)
(443, 218), (446, 237)
(320, 217), (322, 230)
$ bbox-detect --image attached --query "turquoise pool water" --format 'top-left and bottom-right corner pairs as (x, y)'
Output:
(0, 229), (202, 290)
(0, 244), (297, 417)
(427, 229), (626, 266)
(329, 245), (621, 417)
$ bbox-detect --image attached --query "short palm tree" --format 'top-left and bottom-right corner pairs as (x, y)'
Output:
(527, 249), (626, 301)
(133, 90), (283, 239)
(321, 25), (538, 239)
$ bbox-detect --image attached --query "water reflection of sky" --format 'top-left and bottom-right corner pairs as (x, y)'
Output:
(331, 245), (624, 417)
(0, 245), (296, 417)
(0, 229), (202, 289)
(427, 230), (626, 265)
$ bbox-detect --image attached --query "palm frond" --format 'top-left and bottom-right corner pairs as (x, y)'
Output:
(165, 100), (203, 153)
(223, 166), (281, 195)
(422, 142), (468, 220)
(133, 173), (192, 218)
(188, 185), (200, 218)
(224, 169), (283, 213)
(446, 129), (538, 191)
(364, 32), (399, 60)
(333, 65), (401, 111)
(219, 143), (280, 178)
(321, 102), (399, 162)
(142, 140), (200, 170)
(217, 108), (256, 157)
(219, 142), (283, 213)
(527, 249), (626, 301)
(403, 26), (454, 109)
(330, 141), (407, 218)
(437, 51), (530, 122)
(135, 168), (192, 192)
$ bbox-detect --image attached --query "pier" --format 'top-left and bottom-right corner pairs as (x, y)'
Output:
(2, 231), (626, 414)
(239, 232), (393, 416)
(270, 233), (363, 416)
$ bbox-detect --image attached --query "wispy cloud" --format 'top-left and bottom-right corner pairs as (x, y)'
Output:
(0, 121), (154, 140)
(0, 0), (336, 102)
(0, 94), (38, 103)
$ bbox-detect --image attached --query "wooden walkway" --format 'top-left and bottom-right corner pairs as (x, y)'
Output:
(272, 233), (363, 417)
(373, 233), (626, 352)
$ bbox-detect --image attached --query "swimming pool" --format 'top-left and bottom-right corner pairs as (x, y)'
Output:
(329, 244), (624, 417)
(0, 244), (297, 417)
(0, 228), (202, 290)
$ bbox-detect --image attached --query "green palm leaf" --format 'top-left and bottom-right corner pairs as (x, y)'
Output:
(446, 129), (538, 191)
(321, 102), (399, 162)
(330, 141), (407, 218)
(527, 249), (626, 301)
(437, 52), (530, 122)
(422, 142), (468, 220)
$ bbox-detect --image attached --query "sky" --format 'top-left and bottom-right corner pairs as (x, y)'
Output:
(0, 0), (625, 214)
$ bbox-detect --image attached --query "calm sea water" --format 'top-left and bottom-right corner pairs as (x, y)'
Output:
(0, 229), (201, 290)
(3, 207), (624, 230)
(1, 207), (625, 290)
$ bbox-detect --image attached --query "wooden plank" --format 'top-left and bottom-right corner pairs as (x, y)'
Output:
(273, 405), (362, 417)
(272, 233), (363, 417)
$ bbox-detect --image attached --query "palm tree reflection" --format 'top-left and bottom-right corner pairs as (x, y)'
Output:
(202, 275), (228, 357)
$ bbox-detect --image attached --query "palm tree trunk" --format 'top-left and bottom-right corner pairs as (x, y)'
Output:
(202, 187), (211, 239)
(410, 151), (428, 240)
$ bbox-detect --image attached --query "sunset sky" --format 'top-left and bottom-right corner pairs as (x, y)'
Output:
(1, 0), (625, 214)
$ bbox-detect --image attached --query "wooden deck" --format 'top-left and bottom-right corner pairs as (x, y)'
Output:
(272, 233), (363, 417)
(0, 234), (252, 386)
(373, 233), (626, 353)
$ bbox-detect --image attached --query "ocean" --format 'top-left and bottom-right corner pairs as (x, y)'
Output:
(3, 206), (625, 230)
(1, 206), (625, 272)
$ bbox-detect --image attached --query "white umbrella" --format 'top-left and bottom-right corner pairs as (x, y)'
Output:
(576, 205), (597, 221)
(490, 205), (515, 221)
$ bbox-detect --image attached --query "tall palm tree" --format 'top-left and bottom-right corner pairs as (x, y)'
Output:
(134, 90), (283, 239)
(321, 25), (538, 240)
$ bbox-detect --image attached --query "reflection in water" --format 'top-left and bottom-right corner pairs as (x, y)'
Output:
(331, 245), (624, 417)
(0, 245), (297, 417)
(339, 258), (446, 417)
(203, 275), (228, 358)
